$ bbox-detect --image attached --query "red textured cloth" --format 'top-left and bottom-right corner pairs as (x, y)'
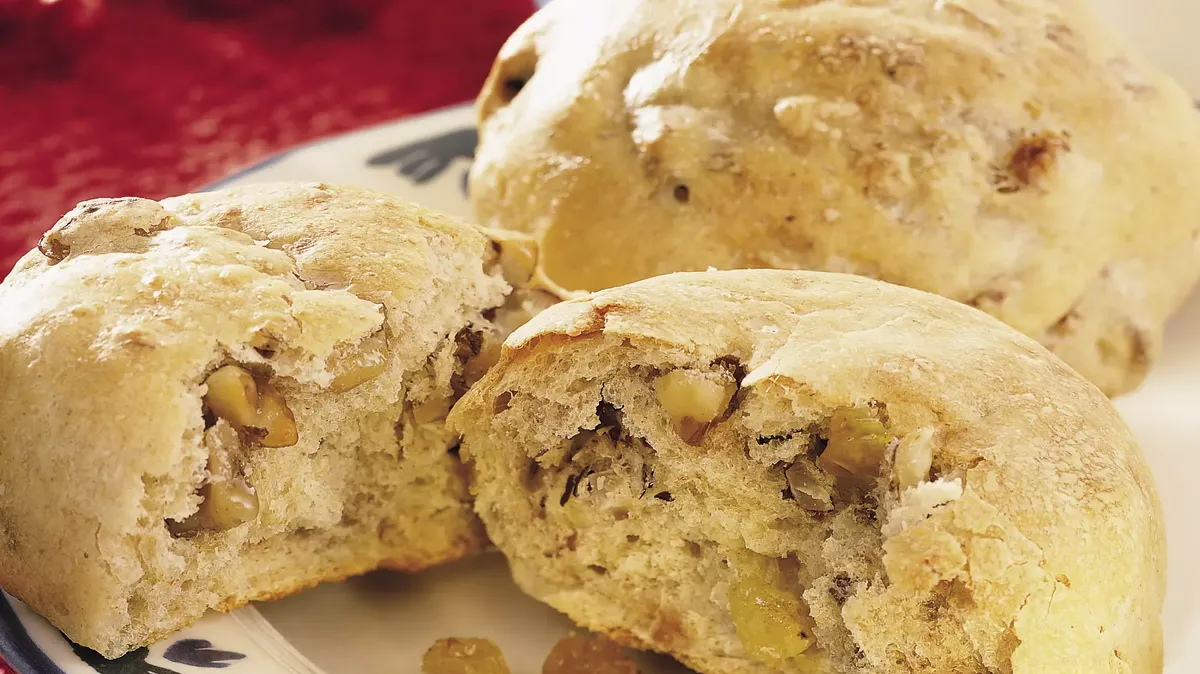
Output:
(0, 0), (534, 277)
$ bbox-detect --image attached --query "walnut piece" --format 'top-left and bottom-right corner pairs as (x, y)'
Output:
(187, 477), (259, 532)
(422, 638), (511, 674)
(542, 635), (639, 674)
(490, 233), (539, 287)
(168, 422), (260, 535)
(37, 233), (70, 263)
(653, 369), (737, 444)
(329, 331), (388, 393)
(203, 364), (298, 448)
(893, 427), (934, 491)
(784, 460), (834, 512)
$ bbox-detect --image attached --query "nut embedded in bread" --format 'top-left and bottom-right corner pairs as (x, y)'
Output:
(0, 183), (560, 658)
(450, 270), (1165, 674)
(470, 0), (1200, 396)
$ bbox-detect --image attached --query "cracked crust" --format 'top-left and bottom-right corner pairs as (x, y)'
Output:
(469, 0), (1200, 396)
(0, 183), (518, 657)
(450, 270), (1165, 674)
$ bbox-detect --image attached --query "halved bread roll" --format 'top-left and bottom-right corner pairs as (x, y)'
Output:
(450, 270), (1165, 674)
(0, 183), (559, 657)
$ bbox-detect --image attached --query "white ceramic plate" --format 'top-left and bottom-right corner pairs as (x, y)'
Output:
(2, 1), (1198, 670)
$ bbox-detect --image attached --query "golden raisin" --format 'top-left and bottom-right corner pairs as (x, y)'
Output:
(422, 638), (510, 674)
(818, 406), (894, 484)
(728, 559), (814, 667)
(543, 635), (639, 674)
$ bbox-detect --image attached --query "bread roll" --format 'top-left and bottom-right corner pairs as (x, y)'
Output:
(451, 269), (1165, 674)
(470, 0), (1200, 395)
(0, 183), (559, 657)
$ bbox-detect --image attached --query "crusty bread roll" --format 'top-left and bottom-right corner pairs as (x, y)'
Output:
(450, 270), (1165, 674)
(0, 183), (559, 658)
(469, 0), (1200, 396)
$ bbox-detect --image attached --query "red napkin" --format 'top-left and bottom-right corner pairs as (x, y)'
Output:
(0, 0), (534, 277)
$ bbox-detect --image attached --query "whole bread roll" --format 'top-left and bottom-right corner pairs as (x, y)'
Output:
(450, 270), (1165, 674)
(0, 183), (558, 657)
(469, 0), (1200, 396)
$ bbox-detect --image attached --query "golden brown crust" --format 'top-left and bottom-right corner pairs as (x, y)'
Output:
(470, 0), (1200, 395)
(451, 270), (1165, 674)
(0, 183), (507, 657)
